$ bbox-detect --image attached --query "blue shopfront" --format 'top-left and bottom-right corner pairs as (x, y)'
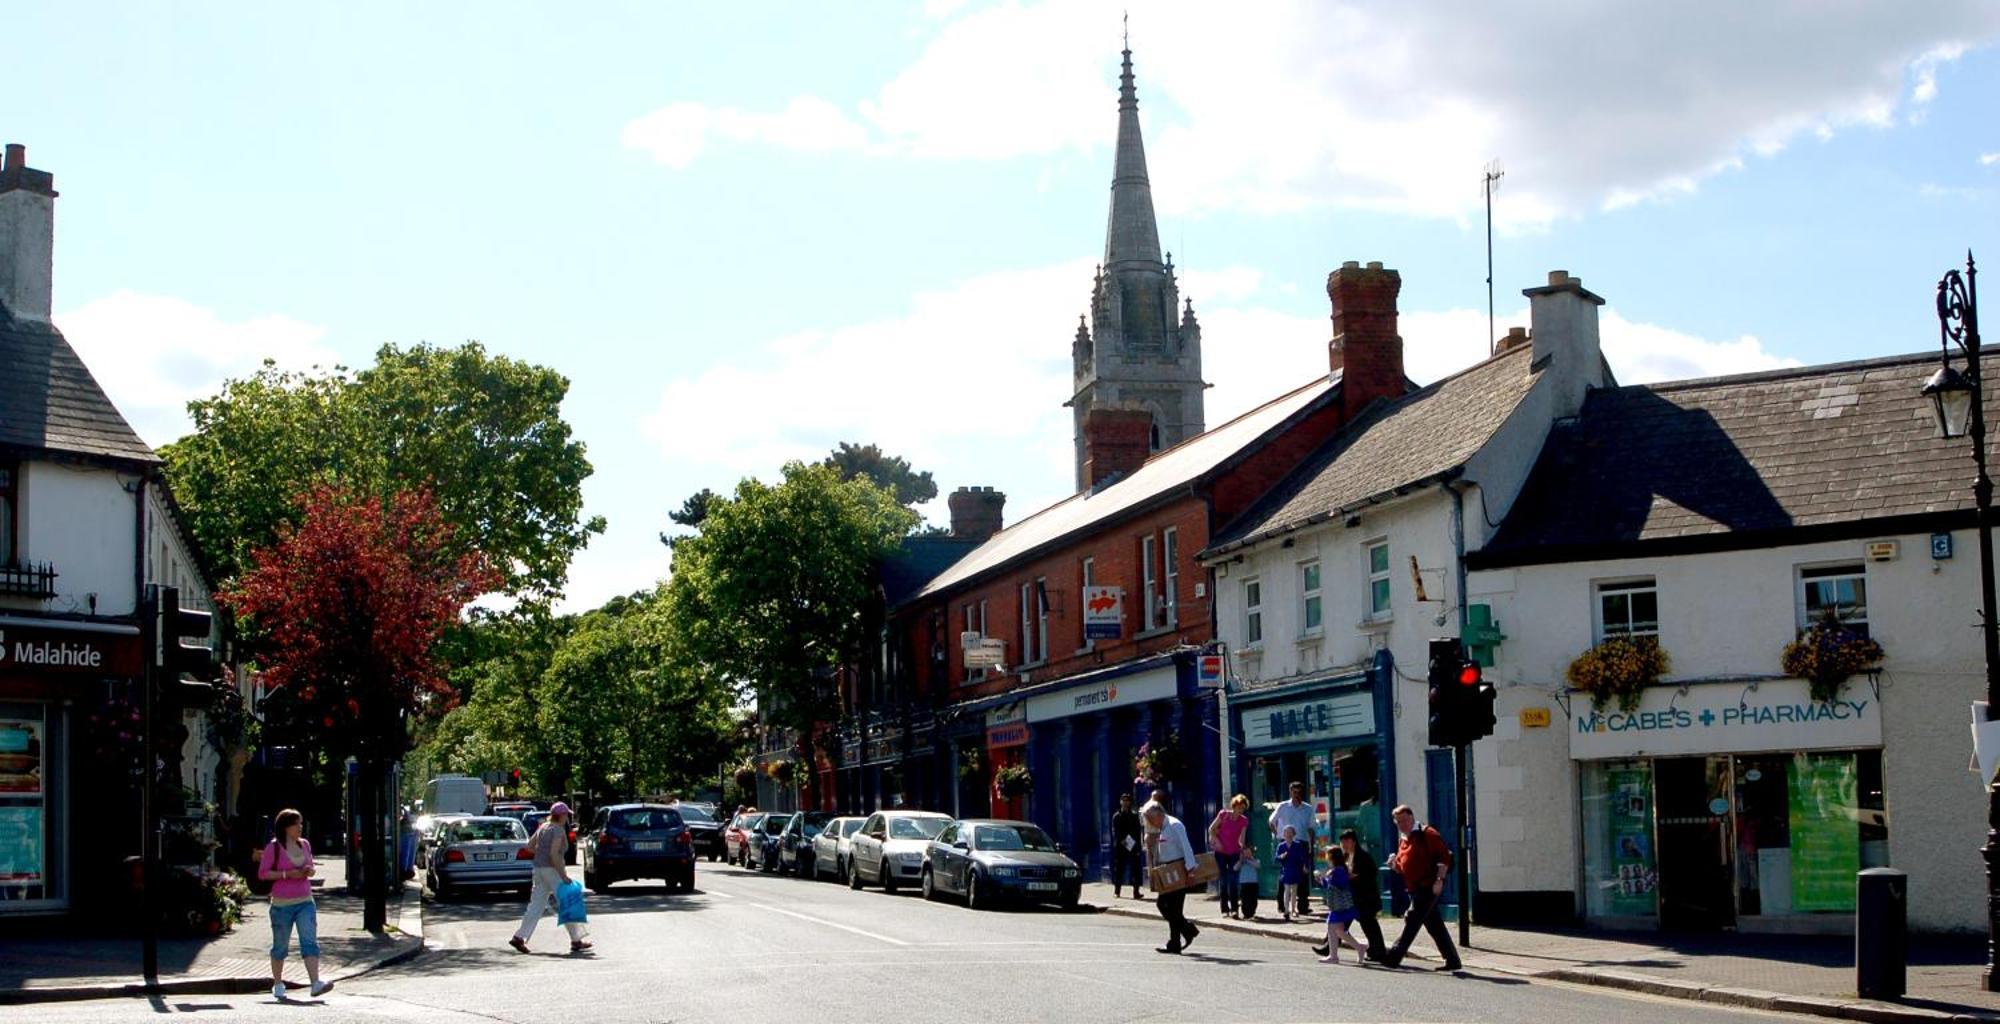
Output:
(1229, 651), (1399, 897)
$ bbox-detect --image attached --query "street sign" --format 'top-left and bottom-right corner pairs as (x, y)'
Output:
(1196, 653), (1226, 690)
(1083, 586), (1124, 640)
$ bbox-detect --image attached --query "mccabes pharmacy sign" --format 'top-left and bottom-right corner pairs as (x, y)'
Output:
(1569, 678), (1881, 760)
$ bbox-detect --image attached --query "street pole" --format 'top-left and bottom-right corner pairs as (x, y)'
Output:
(1954, 258), (1999, 995)
(139, 584), (158, 985)
(1455, 742), (1471, 948)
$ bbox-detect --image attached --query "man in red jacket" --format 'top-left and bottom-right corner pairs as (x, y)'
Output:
(1378, 804), (1462, 971)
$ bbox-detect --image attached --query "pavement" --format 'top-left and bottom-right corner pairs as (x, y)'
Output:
(0, 859), (424, 1004)
(1083, 881), (2000, 1024)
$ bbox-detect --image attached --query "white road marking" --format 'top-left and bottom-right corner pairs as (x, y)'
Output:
(746, 900), (912, 945)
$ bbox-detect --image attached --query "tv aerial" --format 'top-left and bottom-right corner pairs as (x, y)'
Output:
(1483, 159), (1505, 355)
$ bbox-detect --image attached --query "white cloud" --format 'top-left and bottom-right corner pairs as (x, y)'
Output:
(621, 1), (2000, 226)
(55, 291), (337, 448)
(1981, 152), (2000, 166)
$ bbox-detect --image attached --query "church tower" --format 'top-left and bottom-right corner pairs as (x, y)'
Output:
(1067, 44), (1207, 491)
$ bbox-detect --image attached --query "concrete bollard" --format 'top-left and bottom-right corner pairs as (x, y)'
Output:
(1856, 867), (1907, 1000)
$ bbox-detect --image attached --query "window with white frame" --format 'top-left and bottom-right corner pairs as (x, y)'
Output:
(1080, 556), (1096, 650)
(1300, 560), (1323, 635)
(1243, 577), (1263, 646)
(1366, 540), (1392, 620)
(1034, 576), (1049, 660)
(1017, 580), (1050, 664)
(1595, 578), (1658, 642)
(1798, 564), (1868, 636)
(1141, 534), (1160, 629)
(1019, 582), (1034, 665)
(1162, 527), (1180, 627)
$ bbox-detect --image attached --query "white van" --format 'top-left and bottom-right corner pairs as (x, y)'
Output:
(423, 774), (488, 817)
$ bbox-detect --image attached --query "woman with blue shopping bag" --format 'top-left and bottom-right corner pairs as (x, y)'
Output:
(510, 803), (593, 955)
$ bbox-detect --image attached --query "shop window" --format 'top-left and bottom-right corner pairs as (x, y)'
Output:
(1595, 578), (1658, 641)
(1365, 540), (1391, 620)
(1243, 578), (1263, 646)
(1580, 760), (1659, 921)
(1732, 750), (1886, 917)
(1798, 564), (1868, 636)
(0, 463), (16, 565)
(1299, 561), (1323, 635)
(0, 703), (58, 907)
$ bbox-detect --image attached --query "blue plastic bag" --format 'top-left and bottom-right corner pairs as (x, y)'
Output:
(556, 879), (588, 925)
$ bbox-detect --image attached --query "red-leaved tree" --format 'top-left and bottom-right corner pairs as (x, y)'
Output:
(226, 483), (496, 929)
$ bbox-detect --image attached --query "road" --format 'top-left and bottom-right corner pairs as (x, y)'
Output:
(34, 861), (1814, 1024)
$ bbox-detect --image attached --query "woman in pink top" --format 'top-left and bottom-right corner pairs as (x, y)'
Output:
(1207, 794), (1251, 919)
(257, 809), (330, 1001)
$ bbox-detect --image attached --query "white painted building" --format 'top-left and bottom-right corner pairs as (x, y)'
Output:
(1199, 266), (1614, 895)
(0, 142), (232, 916)
(1467, 352), (1992, 934)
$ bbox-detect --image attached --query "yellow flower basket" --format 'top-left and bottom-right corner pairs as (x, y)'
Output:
(1566, 635), (1670, 713)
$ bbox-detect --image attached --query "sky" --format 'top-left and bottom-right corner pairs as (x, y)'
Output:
(7, 2), (2000, 611)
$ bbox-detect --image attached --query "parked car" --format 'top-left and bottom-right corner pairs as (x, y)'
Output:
(725, 812), (765, 866)
(810, 816), (865, 882)
(520, 809), (578, 865)
(414, 812), (473, 870)
(923, 819), (1082, 910)
(674, 802), (726, 862)
(847, 810), (951, 891)
(580, 803), (697, 893)
(425, 816), (533, 901)
(747, 812), (793, 873)
(777, 812), (834, 877)
(488, 801), (537, 822)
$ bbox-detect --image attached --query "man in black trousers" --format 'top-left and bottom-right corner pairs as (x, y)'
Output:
(1378, 805), (1462, 972)
(1110, 792), (1145, 899)
(1316, 828), (1388, 959)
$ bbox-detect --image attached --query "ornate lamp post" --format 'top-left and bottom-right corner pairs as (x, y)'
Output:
(1921, 251), (1995, 991)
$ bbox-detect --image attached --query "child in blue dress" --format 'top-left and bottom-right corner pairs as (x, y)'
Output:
(1316, 846), (1369, 965)
(1275, 825), (1310, 921)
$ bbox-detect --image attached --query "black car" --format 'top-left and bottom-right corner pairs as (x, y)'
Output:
(777, 811), (834, 877)
(746, 812), (792, 873)
(580, 803), (696, 893)
(674, 803), (726, 862)
(923, 819), (1082, 910)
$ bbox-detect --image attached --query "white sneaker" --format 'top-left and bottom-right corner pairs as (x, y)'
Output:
(272, 982), (287, 1001)
(310, 980), (334, 997)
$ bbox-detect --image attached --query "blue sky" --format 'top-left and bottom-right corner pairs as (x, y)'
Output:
(8, 2), (1999, 610)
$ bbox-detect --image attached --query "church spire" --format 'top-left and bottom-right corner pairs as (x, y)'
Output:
(1104, 44), (1163, 271)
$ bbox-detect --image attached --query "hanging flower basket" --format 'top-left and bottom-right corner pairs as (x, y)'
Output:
(732, 764), (758, 792)
(994, 763), (1033, 797)
(1132, 736), (1186, 787)
(1566, 635), (1671, 713)
(1782, 615), (1884, 704)
(958, 747), (986, 782)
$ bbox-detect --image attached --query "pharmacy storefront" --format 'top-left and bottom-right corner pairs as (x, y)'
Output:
(1570, 678), (1884, 932)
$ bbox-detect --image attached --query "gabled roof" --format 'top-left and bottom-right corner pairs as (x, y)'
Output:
(879, 534), (981, 608)
(1472, 351), (1985, 568)
(0, 308), (158, 466)
(915, 375), (1340, 601)
(1205, 344), (1542, 557)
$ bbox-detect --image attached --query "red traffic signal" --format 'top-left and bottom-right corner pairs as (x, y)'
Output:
(1457, 664), (1482, 686)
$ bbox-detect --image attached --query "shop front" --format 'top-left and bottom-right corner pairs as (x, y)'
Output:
(1231, 658), (1397, 896)
(982, 702), (1028, 821)
(0, 617), (144, 916)
(1571, 678), (1885, 932)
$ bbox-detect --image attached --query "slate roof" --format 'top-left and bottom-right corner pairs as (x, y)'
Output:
(915, 374), (1340, 601)
(879, 534), (981, 608)
(0, 307), (158, 465)
(1471, 351), (1987, 567)
(1205, 344), (1542, 556)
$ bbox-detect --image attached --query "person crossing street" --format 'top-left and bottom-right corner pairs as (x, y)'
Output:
(1377, 804), (1461, 972)
(510, 803), (592, 955)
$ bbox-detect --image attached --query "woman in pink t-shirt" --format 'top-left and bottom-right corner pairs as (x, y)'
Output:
(257, 808), (330, 1001)
(1207, 794), (1252, 919)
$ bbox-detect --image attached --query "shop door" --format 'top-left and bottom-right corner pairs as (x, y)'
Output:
(1423, 749), (1459, 913)
(1654, 755), (1735, 930)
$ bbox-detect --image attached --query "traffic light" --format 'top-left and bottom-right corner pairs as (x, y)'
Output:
(1461, 660), (1498, 744)
(153, 585), (220, 707)
(1427, 637), (1500, 748)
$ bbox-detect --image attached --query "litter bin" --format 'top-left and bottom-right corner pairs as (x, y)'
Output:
(1856, 867), (1907, 1000)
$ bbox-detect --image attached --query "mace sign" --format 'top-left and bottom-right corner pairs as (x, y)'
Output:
(1241, 690), (1376, 751)
(1569, 678), (1882, 760)
(0, 621), (143, 678)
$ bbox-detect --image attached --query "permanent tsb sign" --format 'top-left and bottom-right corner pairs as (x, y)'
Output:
(1025, 665), (1179, 723)
(1569, 677), (1882, 760)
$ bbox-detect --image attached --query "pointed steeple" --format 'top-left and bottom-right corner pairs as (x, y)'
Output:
(1104, 46), (1163, 271)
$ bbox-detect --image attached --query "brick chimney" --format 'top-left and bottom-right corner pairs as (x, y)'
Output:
(1081, 407), (1153, 489)
(0, 144), (57, 322)
(1327, 261), (1404, 416)
(1496, 326), (1531, 353)
(947, 486), (1007, 542)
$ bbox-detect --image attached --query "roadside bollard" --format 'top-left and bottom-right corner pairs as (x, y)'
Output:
(1855, 867), (1907, 1000)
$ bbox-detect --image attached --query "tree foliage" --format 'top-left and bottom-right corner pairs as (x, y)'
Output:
(823, 442), (938, 507)
(163, 343), (604, 599)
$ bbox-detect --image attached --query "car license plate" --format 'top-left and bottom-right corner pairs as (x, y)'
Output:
(634, 841), (664, 851)
(474, 852), (508, 862)
(1027, 882), (1058, 891)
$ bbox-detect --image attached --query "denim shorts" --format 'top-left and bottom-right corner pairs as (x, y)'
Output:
(269, 899), (320, 960)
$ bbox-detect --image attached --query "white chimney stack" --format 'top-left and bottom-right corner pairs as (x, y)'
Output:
(1524, 269), (1608, 415)
(0, 143), (57, 322)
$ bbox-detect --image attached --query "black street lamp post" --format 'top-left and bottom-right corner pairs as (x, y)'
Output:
(1920, 251), (1995, 992)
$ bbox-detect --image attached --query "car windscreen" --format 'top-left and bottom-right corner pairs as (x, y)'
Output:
(609, 809), (682, 831)
(762, 816), (792, 835)
(889, 817), (947, 840)
(675, 805), (714, 823)
(450, 820), (527, 843)
(973, 824), (1055, 852)
(839, 819), (864, 837)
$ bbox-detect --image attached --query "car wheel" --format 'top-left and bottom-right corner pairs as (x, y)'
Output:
(847, 858), (863, 890)
(683, 865), (697, 892)
(586, 868), (610, 895)
(708, 851), (719, 863)
(922, 867), (940, 902)
(881, 865), (898, 893)
(966, 870), (986, 911)
(1058, 890), (1079, 912)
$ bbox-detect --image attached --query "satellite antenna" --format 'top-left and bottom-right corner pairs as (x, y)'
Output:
(1483, 159), (1505, 355)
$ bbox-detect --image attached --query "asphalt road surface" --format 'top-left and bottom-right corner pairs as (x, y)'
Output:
(33, 861), (1818, 1024)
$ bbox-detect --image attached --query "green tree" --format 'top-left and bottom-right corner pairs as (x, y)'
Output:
(163, 342), (605, 599)
(822, 442), (938, 507)
(665, 462), (916, 791)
